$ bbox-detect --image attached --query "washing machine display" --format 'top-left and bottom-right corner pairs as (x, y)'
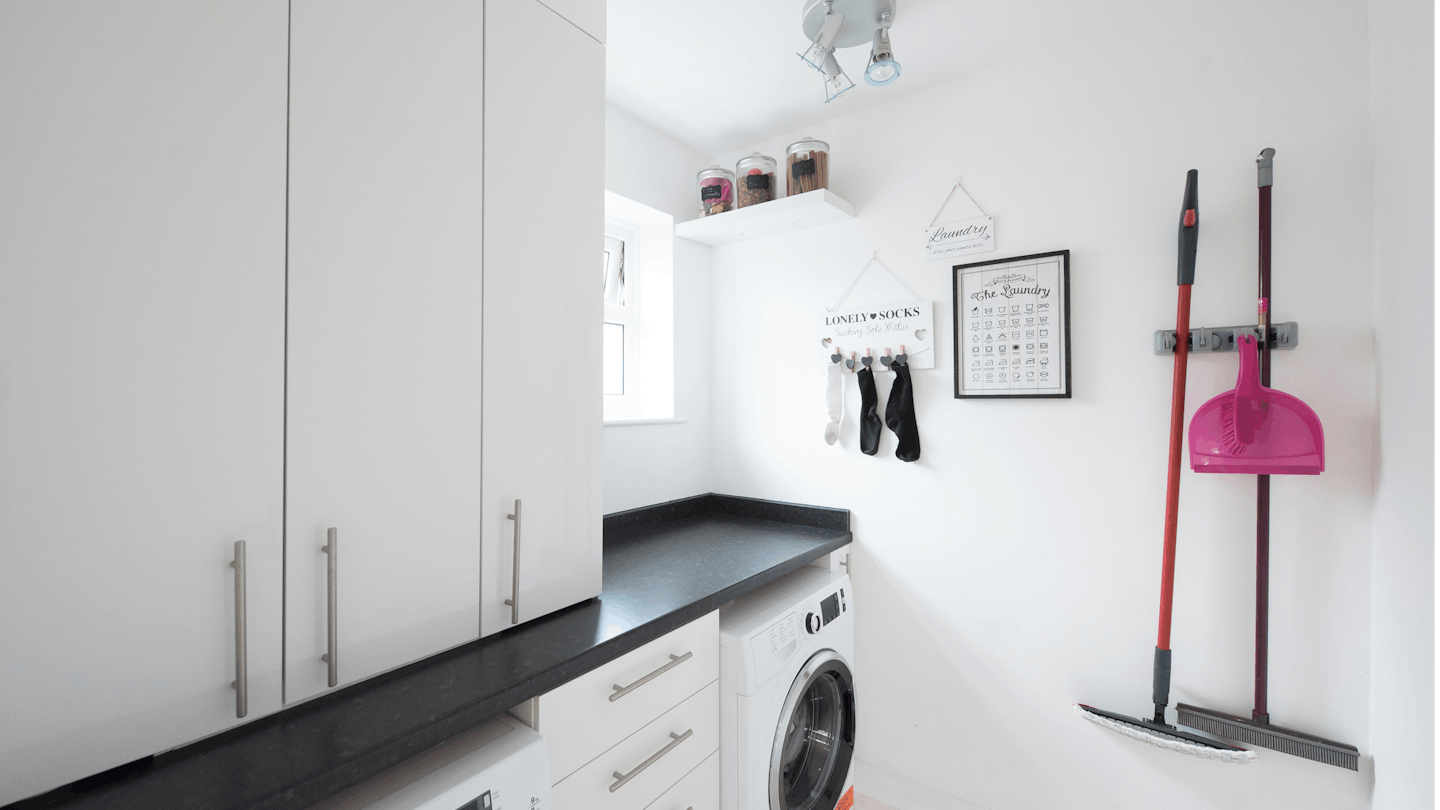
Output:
(771, 650), (855, 810)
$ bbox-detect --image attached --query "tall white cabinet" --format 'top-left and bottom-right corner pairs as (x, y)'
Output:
(0, 0), (603, 801)
(0, 2), (289, 804)
(481, 0), (605, 637)
(284, 0), (487, 705)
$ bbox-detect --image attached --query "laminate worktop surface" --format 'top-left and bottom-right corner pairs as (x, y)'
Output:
(12, 494), (850, 810)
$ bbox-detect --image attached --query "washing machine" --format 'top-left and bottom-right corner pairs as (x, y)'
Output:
(720, 567), (855, 810)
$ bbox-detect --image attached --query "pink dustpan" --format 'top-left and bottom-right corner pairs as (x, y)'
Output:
(1189, 334), (1324, 474)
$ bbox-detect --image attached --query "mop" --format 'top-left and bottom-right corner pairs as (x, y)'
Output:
(1177, 149), (1357, 770)
(1076, 170), (1255, 763)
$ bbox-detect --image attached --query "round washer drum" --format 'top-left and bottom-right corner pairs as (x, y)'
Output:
(769, 650), (856, 810)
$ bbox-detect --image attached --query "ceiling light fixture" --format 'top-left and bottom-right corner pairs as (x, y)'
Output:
(797, 1), (856, 103)
(864, 11), (900, 86)
(799, 0), (898, 102)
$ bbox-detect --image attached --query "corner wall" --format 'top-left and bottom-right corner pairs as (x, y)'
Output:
(1365, 1), (1434, 808)
(707, 2), (1383, 807)
(602, 105), (715, 513)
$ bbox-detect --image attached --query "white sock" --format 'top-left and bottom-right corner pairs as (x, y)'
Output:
(824, 361), (843, 445)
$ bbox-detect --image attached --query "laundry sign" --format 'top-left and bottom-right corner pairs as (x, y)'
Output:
(924, 216), (994, 260)
(924, 180), (995, 261)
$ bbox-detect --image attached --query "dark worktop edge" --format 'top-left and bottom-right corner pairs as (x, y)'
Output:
(604, 492), (851, 537)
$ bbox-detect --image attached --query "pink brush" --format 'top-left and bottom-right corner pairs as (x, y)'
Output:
(1189, 334), (1324, 474)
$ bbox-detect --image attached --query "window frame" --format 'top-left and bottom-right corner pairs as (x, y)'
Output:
(603, 220), (642, 418)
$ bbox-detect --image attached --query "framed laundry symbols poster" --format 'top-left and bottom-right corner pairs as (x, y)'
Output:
(952, 250), (1071, 399)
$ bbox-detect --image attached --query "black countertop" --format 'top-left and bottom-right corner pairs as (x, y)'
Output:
(13, 494), (850, 810)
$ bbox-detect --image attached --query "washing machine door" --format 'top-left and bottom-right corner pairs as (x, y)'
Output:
(769, 649), (855, 810)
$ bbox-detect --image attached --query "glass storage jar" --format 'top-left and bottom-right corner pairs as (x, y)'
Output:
(696, 165), (735, 217)
(735, 152), (778, 208)
(785, 137), (829, 197)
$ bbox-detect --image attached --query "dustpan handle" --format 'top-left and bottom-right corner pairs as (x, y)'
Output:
(1236, 334), (1261, 398)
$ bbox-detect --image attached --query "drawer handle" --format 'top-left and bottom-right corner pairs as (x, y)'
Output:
(610, 652), (693, 702)
(610, 729), (692, 793)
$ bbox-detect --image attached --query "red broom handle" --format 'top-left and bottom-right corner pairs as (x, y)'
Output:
(1157, 284), (1192, 650)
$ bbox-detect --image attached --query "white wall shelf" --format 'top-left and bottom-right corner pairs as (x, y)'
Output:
(674, 189), (855, 246)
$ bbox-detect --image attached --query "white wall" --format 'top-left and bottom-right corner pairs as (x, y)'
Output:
(603, 104), (715, 513)
(1365, 1), (1434, 808)
(705, 2), (1388, 807)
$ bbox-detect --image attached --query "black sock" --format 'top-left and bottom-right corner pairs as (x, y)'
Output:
(857, 367), (882, 455)
(885, 362), (920, 462)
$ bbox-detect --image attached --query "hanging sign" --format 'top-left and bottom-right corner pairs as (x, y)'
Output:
(819, 299), (935, 371)
(924, 216), (994, 261)
(924, 180), (995, 261)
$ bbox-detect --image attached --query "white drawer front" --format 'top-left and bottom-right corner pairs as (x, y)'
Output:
(643, 750), (718, 810)
(553, 680), (719, 810)
(544, 612), (719, 782)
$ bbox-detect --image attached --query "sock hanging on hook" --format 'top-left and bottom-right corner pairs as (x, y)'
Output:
(824, 350), (843, 446)
(885, 345), (921, 462)
(856, 350), (882, 455)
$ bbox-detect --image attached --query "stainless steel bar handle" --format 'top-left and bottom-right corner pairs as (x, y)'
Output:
(609, 729), (692, 793)
(321, 528), (337, 687)
(230, 540), (248, 718)
(610, 652), (693, 702)
(503, 500), (521, 625)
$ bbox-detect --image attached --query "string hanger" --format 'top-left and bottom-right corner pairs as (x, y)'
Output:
(926, 177), (990, 229)
(827, 251), (921, 313)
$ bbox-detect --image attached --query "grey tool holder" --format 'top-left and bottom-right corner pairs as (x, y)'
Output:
(1152, 322), (1299, 355)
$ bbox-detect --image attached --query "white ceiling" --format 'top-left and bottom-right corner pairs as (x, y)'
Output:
(605, 0), (1160, 157)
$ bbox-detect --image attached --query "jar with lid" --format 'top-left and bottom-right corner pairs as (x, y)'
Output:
(735, 153), (778, 208)
(785, 137), (829, 197)
(696, 166), (735, 217)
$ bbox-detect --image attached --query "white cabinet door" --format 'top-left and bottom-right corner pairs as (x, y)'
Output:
(286, 0), (485, 703)
(481, 0), (604, 637)
(0, 2), (288, 804)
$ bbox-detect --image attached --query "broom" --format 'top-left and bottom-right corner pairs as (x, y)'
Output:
(1176, 148), (1358, 770)
(1076, 170), (1255, 764)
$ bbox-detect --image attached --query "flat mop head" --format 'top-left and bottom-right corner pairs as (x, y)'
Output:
(1176, 703), (1358, 770)
(1190, 335), (1324, 474)
(1075, 704), (1257, 764)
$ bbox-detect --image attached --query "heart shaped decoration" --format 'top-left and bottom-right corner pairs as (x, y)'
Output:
(830, 352), (842, 364)
(861, 356), (873, 368)
(895, 353), (908, 364)
(869, 313), (877, 320)
(880, 354), (893, 367)
(845, 358), (856, 370)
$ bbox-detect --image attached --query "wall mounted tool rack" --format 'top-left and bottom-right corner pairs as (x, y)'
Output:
(1152, 322), (1299, 355)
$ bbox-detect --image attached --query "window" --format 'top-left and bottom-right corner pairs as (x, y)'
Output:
(602, 191), (674, 422)
(602, 232), (629, 398)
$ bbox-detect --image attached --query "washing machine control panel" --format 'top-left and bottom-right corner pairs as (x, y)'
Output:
(803, 588), (848, 634)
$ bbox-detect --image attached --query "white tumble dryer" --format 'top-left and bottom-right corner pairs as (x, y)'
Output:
(720, 567), (855, 810)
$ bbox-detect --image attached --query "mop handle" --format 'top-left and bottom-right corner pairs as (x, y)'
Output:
(1158, 169), (1199, 653)
(1157, 285), (1190, 650)
(1255, 148), (1275, 723)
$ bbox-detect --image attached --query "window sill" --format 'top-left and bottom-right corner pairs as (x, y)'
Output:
(603, 417), (689, 428)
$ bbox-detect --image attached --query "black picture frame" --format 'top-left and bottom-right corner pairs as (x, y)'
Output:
(952, 250), (1072, 399)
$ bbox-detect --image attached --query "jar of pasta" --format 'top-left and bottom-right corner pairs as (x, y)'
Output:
(785, 137), (829, 197)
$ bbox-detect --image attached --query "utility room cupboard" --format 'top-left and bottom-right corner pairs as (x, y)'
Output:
(0, 0), (602, 804)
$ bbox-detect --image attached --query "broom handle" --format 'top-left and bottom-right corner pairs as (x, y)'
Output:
(1255, 149), (1275, 724)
